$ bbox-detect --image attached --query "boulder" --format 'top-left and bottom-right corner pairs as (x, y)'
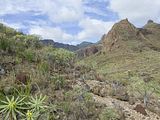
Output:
(0, 65), (5, 75)
(115, 92), (129, 101)
(15, 72), (30, 85)
(147, 20), (154, 24)
(134, 104), (147, 116)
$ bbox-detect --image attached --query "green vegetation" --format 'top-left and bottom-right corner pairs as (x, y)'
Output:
(0, 96), (25, 120)
(0, 24), (108, 120)
(2, 19), (160, 119)
(99, 108), (120, 120)
(0, 94), (48, 120)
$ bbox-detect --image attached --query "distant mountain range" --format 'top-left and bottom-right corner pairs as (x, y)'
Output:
(40, 39), (93, 51)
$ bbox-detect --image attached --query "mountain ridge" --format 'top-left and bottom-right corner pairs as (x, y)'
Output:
(40, 39), (93, 51)
(77, 19), (160, 58)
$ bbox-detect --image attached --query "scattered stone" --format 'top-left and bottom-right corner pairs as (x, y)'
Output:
(54, 90), (64, 101)
(0, 65), (5, 75)
(15, 72), (30, 85)
(134, 104), (147, 116)
(3, 86), (14, 95)
(115, 92), (129, 102)
(129, 96), (136, 105)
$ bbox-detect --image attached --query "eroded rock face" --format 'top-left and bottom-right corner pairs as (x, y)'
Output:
(77, 19), (160, 58)
(76, 44), (102, 58)
(102, 19), (142, 52)
(101, 19), (160, 53)
(134, 104), (147, 116)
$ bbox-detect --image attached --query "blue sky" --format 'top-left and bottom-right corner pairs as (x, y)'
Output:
(0, 0), (160, 45)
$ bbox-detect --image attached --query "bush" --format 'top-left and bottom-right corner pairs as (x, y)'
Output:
(0, 34), (13, 52)
(99, 108), (120, 120)
(51, 75), (65, 90)
(22, 49), (36, 62)
(37, 61), (49, 73)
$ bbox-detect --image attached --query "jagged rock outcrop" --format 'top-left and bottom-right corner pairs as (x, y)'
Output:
(76, 19), (160, 58)
(102, 19), (145, 53)
(101, 19), (160, 53)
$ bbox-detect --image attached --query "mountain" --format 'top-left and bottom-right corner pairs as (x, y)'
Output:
(101, 19), (160, 53)
(1, 20), (160, 119)
(78, 18), (160, 86)
(40, 39), (93, 52)
(77, 19), (160, 58)
(76, 41), (93, 49)
(40, 39), (78, 51)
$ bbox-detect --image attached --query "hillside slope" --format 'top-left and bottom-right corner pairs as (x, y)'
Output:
(77, 19), (160, 117)
(78, 19), (160, 81)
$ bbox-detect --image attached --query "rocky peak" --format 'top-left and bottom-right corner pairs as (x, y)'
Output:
(147, 19), (154, 24)
(102, 19), (140, 52)
(112, 18), (135, 30)
(144, 20), (160, 29)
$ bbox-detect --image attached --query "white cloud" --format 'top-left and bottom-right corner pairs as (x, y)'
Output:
(0, 0), (84, 23)
(0, 19), (26, 30)
(29, 26), (74, 44)
(84, 6), (108, 17)
(109, 0), (160, 26)
(77, 18), (114, 42)
(0, 0), (115, 44)
(28, 18), (114, 44)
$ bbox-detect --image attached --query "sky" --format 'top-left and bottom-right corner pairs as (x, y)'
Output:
(0, 0), (160, 45)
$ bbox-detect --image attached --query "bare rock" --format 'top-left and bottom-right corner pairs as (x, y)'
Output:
(0, 65), (5, 75)
(147, 20), (154, 24)
(134, 104), (147, 116)
(15, 72), (30, 85)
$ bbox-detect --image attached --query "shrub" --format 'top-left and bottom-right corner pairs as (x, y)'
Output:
(99, 108), (120, 120)
(0, 34), (13, 52)
(51, 75), (65, 90)
(22, 49), (36, 62)
(37, 61), (49, 73)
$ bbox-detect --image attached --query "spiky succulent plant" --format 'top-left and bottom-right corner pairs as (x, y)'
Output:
(0, 96), (26, 120)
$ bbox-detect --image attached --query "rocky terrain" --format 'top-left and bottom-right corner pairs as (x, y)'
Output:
(1, 18), (160, 120)
(77, 19), (160, 119)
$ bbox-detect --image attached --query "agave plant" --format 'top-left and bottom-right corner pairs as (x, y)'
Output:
(0, 96), (26, 120)
(27, 94), (48, 112)
(25, 110), (39, 120)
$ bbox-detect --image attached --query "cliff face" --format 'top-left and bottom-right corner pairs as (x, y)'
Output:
(101, 19), (143, 53)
